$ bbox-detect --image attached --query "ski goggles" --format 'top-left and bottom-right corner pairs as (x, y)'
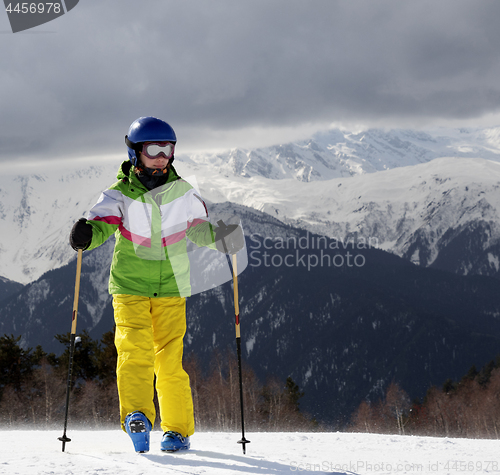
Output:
(142, 142), (175, 160)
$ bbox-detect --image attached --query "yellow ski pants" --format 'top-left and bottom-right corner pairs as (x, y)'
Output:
(112, 294), (194, 436)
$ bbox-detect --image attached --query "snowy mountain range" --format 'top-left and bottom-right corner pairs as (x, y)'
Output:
(2, 126), (500, 424)
(189, 126), (500, 180)
(2, 126), (500, 284)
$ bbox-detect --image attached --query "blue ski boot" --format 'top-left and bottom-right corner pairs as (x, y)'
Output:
(160, 431), (190, 452)
(125, 412), (152, 453)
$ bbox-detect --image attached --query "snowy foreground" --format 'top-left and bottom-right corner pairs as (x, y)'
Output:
(0, 430), (498, 475)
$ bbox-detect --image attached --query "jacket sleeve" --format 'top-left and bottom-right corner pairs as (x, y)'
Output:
(185, 190), (216, 248)
(85, 189), (124, 250)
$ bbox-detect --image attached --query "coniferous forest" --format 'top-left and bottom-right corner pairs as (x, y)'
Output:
(0, 331), (316, 431)
(1, 331), (499, 438)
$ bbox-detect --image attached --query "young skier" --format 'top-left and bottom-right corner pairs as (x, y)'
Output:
(69, 116), (243, 453)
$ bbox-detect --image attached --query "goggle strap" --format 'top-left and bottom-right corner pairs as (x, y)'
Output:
(125, 135), (135, 149)
(126, 136), (176, 148)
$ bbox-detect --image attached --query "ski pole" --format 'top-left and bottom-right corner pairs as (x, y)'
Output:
(217, 220), (250, 453)
(58, 248), (83, 452)
(231, 253), (251, 454)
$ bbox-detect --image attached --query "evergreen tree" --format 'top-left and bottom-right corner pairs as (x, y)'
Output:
(477, 360), (495, 387)
(461, 365), (478, 383)
(54, 330), (100, 383)
(0, 334), (39, 399)
(96, 329), (117, 385)
(442, 378), (456, 394)
(285, 376), (304, 412)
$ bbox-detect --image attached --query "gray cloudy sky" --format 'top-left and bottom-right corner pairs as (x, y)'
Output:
(2, 0), (500, 162)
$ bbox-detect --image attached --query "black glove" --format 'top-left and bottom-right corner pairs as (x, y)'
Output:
(215, 220), (245, 255)
(70, 218), (93, 251)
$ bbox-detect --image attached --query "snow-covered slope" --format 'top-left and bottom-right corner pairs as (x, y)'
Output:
(0, 430), (497, 475)
(0, 160), (119, 283)
(3, 126), (500, 283)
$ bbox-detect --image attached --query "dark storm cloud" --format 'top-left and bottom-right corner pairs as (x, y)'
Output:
(2, 0), (500, 161)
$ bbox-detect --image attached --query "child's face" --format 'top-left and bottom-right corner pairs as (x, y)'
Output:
(139, 152), (170, 170)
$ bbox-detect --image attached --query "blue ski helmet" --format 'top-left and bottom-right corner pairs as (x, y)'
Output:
(125, 117), (177, 166)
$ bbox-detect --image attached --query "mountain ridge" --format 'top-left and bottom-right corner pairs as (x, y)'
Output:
(2, 126), (500, 284)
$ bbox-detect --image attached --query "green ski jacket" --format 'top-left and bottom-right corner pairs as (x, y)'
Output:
(86, 161), (215, 297)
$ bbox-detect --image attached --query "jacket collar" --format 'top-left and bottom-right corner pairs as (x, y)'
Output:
(117, 160), (180, 192)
